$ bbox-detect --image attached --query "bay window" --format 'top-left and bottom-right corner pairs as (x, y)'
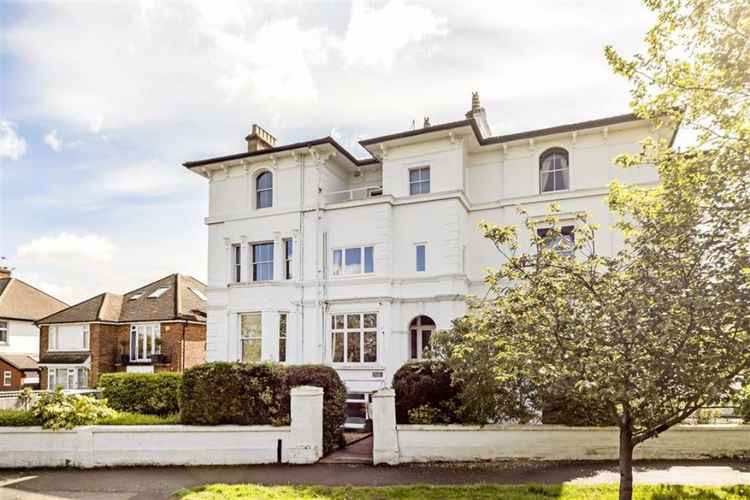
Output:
(47, 367), (89, 390)
(331, 313), (377, 364)
(48, 324), (89, 351)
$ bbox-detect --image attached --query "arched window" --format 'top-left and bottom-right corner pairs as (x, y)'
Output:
(409, 315), (435, 360)
(256, 171), (273, 209)
(539, 148), (569, 193)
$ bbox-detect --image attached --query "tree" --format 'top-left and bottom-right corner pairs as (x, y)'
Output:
(439, 2), (750, 499)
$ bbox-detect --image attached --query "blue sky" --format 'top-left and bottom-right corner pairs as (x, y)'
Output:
(0, 0), (654, 303)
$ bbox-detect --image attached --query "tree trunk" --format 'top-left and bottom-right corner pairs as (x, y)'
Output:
(619, 424), (634, 500)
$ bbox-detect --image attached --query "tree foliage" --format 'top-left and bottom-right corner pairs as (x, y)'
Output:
(440, 1), (749, 499)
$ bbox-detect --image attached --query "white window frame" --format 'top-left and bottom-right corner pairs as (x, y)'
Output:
(48, 324), (90, 352)
(415, 243), (427, 272)
(251, 241), (274, 282)
(539, 148), (570, 194)
(332, 246), (375, 277)
(232, 244), (242, 283)
(47, 366), (89, 390)
(0, 321), (7, 344)
(330, 312), (378, 365)
(239, 312), (262, 363)
(409, 166), (430, 195)
(3, 371), (11, 386)
(129, 323), (161, 362)
(278, 312), (288, 363)
(409, 316), (436, 360)
(284, 238), (293, 280)
(536, 224), (576, 257)
(255, 170), (273, 209)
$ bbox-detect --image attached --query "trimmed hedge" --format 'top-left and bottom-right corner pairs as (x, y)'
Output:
(99, 372), (182, 416)
(180, 362), (289, 426)
(540, 388), (612, 426)
(286, 364), (347, 453)
(392, 360), (461, 424)
(179, 362), (347, 453)
(0, 409), (41, 426)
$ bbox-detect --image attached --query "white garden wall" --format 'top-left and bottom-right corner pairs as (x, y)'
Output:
(0, 386), (323, 468)
(372, 389), (750, 465)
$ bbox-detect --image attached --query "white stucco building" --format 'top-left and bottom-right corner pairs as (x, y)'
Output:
(185, 94), (672, 398)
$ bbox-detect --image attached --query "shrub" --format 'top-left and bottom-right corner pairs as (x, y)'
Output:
(97, 412), (180, 425)
(0, 409), (41, 426)
(99, 372), (181, 416)
(540, 385), (612, 426)
(180, 362), (288, 426)
(31, 388), (116, 430)
(392, 361), (461, 424)
(733, 384), (750, 423)
(285, 364), (347, 453)
(407, 404), (454, 425)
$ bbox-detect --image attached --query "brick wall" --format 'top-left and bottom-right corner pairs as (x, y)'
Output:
(183, 323), (207, 369)
(0, 359), (23, 391)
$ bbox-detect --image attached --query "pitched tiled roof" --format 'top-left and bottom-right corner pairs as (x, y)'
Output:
(0, 278), (68, 321)
(37, 274), (206, 325)
(39, 352), (90, 364)
(0, 353), (39, 371)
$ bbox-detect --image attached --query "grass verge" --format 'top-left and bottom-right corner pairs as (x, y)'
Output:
(175, 483), (750, 499)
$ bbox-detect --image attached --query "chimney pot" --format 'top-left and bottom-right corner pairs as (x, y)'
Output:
(423, 116), (431, 128)
(465, 91), (492, 138)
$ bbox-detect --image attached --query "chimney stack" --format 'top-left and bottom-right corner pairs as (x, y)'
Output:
(0, 266), (11, 279)
(465, 91), (492, 138)
(245, 124), (278, 153)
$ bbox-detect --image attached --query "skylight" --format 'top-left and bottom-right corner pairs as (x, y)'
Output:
(189, 287), (207, 300)
(147, 287), (169, 299)
(129, 293), (144, 300)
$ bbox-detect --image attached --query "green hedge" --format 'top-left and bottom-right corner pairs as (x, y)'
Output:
(540, 387), (612, 426)
(392, 360), (461, 424)
(99, 372), (182, 416)
(285, 364), (347, 453)
(0, 409), (41, 426)
(180, 362), (288, 426)
(180, 362), (347, 453)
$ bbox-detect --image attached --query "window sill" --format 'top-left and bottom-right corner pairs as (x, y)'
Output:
(47, 349), (90, 353)
(331, 364), (385, 371)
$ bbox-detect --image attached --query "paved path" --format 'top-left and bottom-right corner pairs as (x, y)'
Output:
(320, 435), (373, 464)
(1, 460), (750, 499)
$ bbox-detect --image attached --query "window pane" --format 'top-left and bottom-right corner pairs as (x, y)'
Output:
(364, 331), (377, 362)
(420, 316), (435, 326)
(257, 171), (272, 189)
(364, 246), (374, 273)
(345, 247), (361, 274)
(333, 250), (342, 276)
(333, 331), (344, 362)
(347, 331), (361, 362)
(347, 314), (360, 329)
(242, 339), (262, 362)
(332, 315), (344, 329)
(130, 330), (137, 360)
(257, 189), (272, 209)
(416, 245), (426, 271)
(410, 330), (418, 359)
(421, 330), (432, 358)
(409, 169), (420, 183)
(363, 313), (377, 328)
(279, 313), (287, 362)
(555, 170), (569, 190)
(241, 313), (262, 339)
(540, 169), (554, 192)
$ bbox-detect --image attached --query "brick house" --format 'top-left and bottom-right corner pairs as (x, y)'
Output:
(36, 274), (207, 390)
(0, 266), (68, 390)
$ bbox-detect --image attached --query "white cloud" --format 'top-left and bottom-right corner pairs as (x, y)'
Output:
(17, 233), (116, 262)
(13, 272), (75, 305)
(0, 119), (28, 161)
(44, 129), (63, 151)
(341, 0), (447, 69)
(96, 159), (193, 196)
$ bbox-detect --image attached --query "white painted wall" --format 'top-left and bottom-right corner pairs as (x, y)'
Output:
(371, 389), (750, 464)
(0, 320), (39, 356)
(0, 385), (323, 468)
(199, 120), (667, 393)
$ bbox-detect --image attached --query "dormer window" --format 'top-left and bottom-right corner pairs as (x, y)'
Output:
(129, 293), (144, 301)
(148, 287), (169, 299)
(256, 171), (273, 209)
(539, 148), (569, 193)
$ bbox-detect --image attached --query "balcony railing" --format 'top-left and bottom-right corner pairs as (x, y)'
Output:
(324, 185), (383, 204)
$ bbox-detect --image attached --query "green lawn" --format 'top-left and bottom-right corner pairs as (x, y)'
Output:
(176, 484), (750, 499)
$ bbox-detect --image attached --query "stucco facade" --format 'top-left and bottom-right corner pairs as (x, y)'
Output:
(188, 100), (671, 393)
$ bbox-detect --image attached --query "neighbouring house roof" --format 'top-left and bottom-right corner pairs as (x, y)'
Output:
(0, 278), (68, 322)
(183, 112), (649, 170)
(0, 353), (39, 372)
(37, 274), (206, 325)
(39, 352), (90, 364)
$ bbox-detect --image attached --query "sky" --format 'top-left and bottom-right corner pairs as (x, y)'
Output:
(0, 0), (655, 305)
